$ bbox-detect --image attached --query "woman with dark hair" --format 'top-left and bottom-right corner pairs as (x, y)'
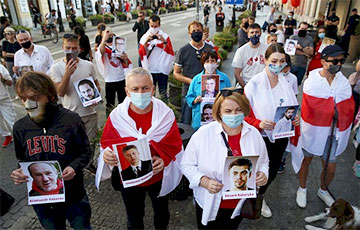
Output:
(244, 44), (299, 218)
(267, 23), (277, 34)
(185, 51), (231, 130)
(182, 87), (269, 229)
(307, 26), (325, 75)
(73, 26), (93, 61)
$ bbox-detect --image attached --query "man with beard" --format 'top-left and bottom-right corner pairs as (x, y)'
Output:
(10, 72), (92, 229)
(273, 107), (295, 134)
(14, 30), (53, 75)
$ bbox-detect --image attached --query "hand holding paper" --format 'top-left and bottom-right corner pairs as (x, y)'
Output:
(10, 168), (28, 185)
(62, 166), (76, 181)
(103, 149), (118, 166)
(255, 171), (267, 186)
(152, 155), (164, 175)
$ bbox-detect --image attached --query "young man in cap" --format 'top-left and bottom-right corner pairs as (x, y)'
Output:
(296, 45), (355, 208)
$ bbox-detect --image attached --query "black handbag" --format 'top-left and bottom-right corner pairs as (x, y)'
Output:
(0, 189), (15, 216)
(220, 132), (263, 220)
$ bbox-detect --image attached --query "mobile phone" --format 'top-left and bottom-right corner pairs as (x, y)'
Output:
(204, 27), (209, 34)
(66, 53), (72, 63)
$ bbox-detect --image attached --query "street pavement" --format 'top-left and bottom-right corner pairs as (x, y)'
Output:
(0, 5), (359, 230)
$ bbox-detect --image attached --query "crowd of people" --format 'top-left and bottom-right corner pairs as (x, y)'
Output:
(0, 5), (359, 230)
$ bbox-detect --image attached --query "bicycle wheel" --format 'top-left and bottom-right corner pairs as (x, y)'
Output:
(50, 29), (59, 44)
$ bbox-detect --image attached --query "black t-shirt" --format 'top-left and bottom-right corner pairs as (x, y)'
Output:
(79, 35), (91, 60)
(284, 18), (297, 36)
(347, 14), (360, 35)
(95, 34), (102, 47)
(174, 43), (214, 95)
(215, 12), (225, 27)
(2, 40), (21, 62)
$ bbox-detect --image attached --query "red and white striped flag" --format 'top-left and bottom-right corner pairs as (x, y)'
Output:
(97, 97), (183, 196)
(139, 30), (174, 75)
(301, 69), (355, 156)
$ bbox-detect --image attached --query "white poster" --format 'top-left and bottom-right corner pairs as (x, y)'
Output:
(73, 77), (102, 107)
(284, 39), (298, 55)
(222, 156), (259, 200)
(200, 98), (215, 126)
(272, 105), (299, 139)
(19, 161), (65, 205)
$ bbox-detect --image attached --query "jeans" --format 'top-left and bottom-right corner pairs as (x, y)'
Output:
(180, 96), (192, 125)
(32, 194), (91, 230)
(259, 137), (288, 194)
(120, 180), (169, 229)
(195, 202), (243, 229)
(152, 73), (168, 101)
(290, 66), (307, 86)
(105, 80), (126, 115)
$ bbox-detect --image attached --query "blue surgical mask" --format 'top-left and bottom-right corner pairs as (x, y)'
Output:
(318, 33), (325, 39)
(269, 63), (287, 75)
(249, 34), (260, 45)
(130, 92), (152, 110)
(222, 113), (244, 128)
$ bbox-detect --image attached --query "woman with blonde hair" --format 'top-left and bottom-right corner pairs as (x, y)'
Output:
(2, 27), (21, 76)
(181, 87), (269, 229)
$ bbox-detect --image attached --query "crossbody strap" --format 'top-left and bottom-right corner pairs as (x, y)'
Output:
(221, 131), (233, 156)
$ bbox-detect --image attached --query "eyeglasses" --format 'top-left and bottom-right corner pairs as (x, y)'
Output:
(16, 30), (27, 35)
(220, 88), (244, 97)
(63, 33), (79, 39)
(325, 58), (346, 65)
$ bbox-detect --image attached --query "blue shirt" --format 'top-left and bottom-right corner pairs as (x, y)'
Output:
(185, 69), (232, 130)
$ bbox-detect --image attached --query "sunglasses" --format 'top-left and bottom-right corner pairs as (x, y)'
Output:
(63, 33), (79, 39)
(220, 88), (244, 97)
(196, 50), (201, 60)
(16, 30), (27, 35)
(325, 58), (346, 65)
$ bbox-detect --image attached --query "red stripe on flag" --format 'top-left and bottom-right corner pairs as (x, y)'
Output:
(139, 44), (147, 61)
(336, 96), (355, 131)
(163, 37), (175, 56)
(301, 93), (334, 127)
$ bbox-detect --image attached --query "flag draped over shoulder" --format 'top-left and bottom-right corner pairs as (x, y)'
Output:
(95, 44), (132, 77)
(301, 69), (355, 157)
(138, 30), (174, 75)
(97, 97), (183, 196)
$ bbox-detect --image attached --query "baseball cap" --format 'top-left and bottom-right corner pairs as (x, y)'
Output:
(320, 45), (345, 59)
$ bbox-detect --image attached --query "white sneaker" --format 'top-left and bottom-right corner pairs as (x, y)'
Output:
(261, 199), (272, 218)
(317, 188), (335, 207)
(296, 187), (307, 208)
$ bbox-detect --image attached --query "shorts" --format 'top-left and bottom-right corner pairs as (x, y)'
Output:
(303, 135), (338, 163)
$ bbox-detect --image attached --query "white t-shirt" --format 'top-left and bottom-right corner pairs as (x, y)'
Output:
(272, 82), (286, 107)
(275, 30), (285, 44)
(282, 72), (298, 95)
(0, 64), (11, 100)
(232, 42), (267, 84)
(102, 52), (126, 83)
(50, 59), (97, 117)
(267, 12), (275, 23)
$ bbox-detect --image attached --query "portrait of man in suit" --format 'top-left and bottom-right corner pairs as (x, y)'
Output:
(120, 145), (152, 181)
(202, 75), (219, 98)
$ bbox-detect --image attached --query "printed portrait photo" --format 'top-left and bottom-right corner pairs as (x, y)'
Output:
(318, 37), (336, 53)
(200, 98), (215, 126)
(112, 36), (127, 57)
(113, 138), (153, 188)
(18, 65), (34, 77)
(73, 77), (102, 107)
(222, 156), (259, 200)
(19, 161), (65, 205)
(272, 105), (299, 139)
(284, 39), (298, 55)
(201, 74), (220, 98)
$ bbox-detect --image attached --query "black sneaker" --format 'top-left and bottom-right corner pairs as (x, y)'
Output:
(85, 164), (97, 175)
(277, 162), (285, 174)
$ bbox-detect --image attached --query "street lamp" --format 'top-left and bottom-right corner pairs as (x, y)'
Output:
(57, 0), (65, 32)
(196, 0), (199, 20)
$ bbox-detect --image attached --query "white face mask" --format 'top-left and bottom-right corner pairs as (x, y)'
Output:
(24, 99), (47, 122)
(149, 27), (160, 34)
(204, 63), (218, 74)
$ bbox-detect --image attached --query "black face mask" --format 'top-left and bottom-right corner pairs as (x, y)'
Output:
(270, 29), (277, 33)
(191, 31), (203, 43)
(106, 37), (113, 43)
(21, 40), (32, 49)
(298, 30), (307, 37)
(244, 22), (249, 29)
